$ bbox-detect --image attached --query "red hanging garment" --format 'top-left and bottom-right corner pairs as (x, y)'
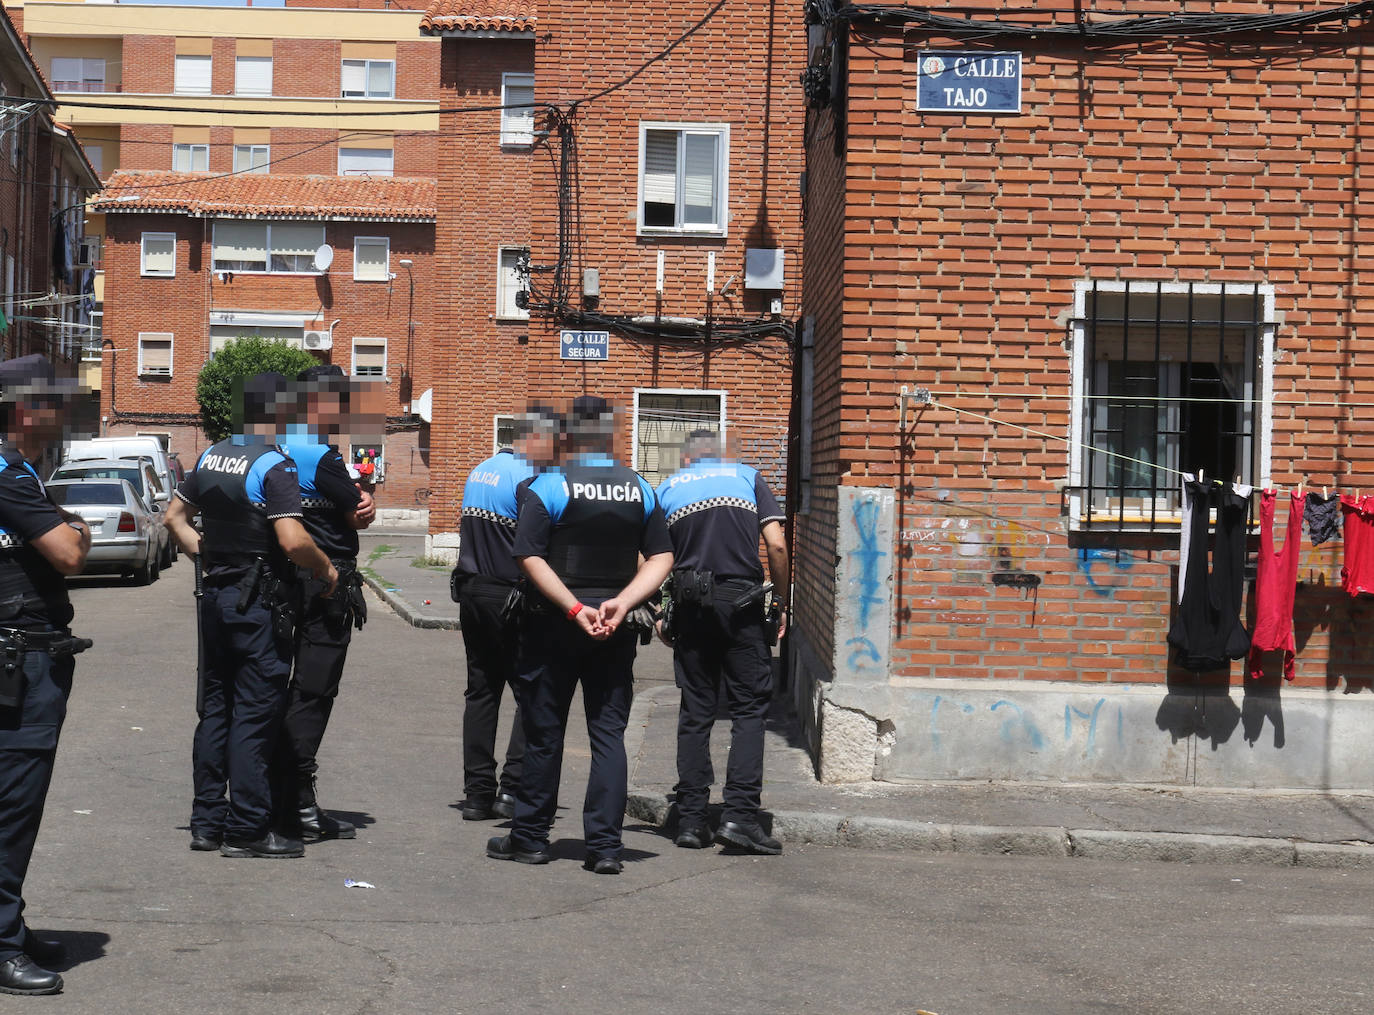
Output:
(1247, 490), (1303, 682)
(1340, 495), (1374, 597)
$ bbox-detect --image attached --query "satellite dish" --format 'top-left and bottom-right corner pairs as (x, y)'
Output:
(313, 244), (334, 272)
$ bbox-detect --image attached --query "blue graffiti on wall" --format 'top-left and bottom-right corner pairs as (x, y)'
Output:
(1076, 548), (1135, 597)
(850, 497), (888, 631)
(930, 696), (1123, 757)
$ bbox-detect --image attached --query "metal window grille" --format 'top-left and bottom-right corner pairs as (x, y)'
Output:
(1079, 281), (1264, 532)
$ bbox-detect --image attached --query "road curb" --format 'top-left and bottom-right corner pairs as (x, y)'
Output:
(361, 574), (459, 630)
(625, 789), (1374, 869)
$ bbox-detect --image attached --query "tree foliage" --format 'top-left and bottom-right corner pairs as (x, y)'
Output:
(196, 336), (318, 442)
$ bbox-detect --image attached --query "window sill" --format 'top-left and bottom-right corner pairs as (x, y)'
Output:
(140, 272), (175, 279)
(637, 227), (728, 240)
(494, 314), (531, 323)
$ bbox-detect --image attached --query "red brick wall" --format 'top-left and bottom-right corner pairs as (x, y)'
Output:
(100, 212), (436, 509)
(122, 35), (174, 94)
(428, 37), (535, 535)
(804, 8), (1374, 690)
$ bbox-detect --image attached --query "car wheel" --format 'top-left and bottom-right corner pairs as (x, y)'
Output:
(134, 556), (154, 585)
(161, 540), (173, 570)
(149, 551), (161, 583)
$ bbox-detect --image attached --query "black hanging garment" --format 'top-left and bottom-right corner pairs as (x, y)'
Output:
(1168, 479), (1252, 671)
(1304, 491), (1342, 547)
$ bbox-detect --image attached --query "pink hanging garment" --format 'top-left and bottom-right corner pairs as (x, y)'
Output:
(1247, 490), (1304, 681)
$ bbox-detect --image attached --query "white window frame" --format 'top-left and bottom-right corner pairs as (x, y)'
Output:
(493, 414), (517, 454)
(50, 57), (105, 93)
(495, 246), (529, 320)
(353, 236), (389, 282)
(500, 72), (535, 147)
(140, 232), (176, 278)
(172, 143), (209, 173)
(1066, 280), (1276, 531)
(211, 221), (324, 275)
(350, 336), (387, 378)
(137, 332), (173, 377)
(173, 54), (212, 96)
(637, 121), (730, 237)
(631, 387), (728, 488)
(234, 55), (272, 97)
(232, 144), (270, 175)
(82, 309), (103, 362)
(340, 58), (395, 100)
(337, 147), (394, 177)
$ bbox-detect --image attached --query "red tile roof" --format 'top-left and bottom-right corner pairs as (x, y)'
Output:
(420, 1), (535, 34)
(92, 171), (437, 222)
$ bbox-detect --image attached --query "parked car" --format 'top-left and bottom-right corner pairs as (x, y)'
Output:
(49, 458), (173, 568)
(45, 479), (160, 585)
(64, 436), (175, 509)
(167, 452), (186, 487)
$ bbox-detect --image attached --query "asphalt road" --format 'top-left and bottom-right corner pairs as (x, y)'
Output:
(18, 566), (1372, 1013)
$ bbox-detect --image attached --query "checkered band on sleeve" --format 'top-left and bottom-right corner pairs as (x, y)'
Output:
(666, 496), (757, 527)
(463, 506), (518, 529)
(0, 531), (22, 549)
(300, 496), (335, 510)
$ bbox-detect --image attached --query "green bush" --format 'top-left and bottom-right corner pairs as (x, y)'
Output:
(196, 336), (319, 442)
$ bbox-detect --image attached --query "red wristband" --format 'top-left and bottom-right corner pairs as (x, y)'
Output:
(567, 602), (584, 620)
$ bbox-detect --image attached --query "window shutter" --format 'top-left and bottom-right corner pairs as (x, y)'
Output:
(502, 77), (535, 144)
(643, 130), (678, 206)
(353, 340), (386, 376)
(51, 58), (81, 89)
(271, 223), (322, 260)
(83, 58), (106, 89)
(682, 133), (718, 224)
(142, 234), (175, 275)
(235, 56), (272, 96)
(212, 221), (267, 269)
(175, 55), (211, 94)
(354, 239), (388, 281)
(140, 335), (172, 375)
(341, 60), (366, 96)
(338, 148), (393, 176)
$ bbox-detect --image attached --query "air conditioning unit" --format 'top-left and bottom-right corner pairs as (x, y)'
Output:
(303, 329), (332, 350)
(76, 240), (97, 268)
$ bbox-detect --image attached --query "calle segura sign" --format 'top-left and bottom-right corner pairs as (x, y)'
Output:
(916, 50), (1022, 114)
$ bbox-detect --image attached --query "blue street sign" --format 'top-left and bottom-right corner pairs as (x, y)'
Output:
(916, 51), (1022, 114)
(559, 330), (609, 361)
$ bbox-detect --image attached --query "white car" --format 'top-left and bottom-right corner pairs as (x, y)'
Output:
(49, 458), (173, 568)
(46, 478), (161, 585)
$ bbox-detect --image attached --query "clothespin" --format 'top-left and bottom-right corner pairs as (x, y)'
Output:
(1234, 474), (1242, 488)
(1198, 468), (1205, 483)
(1324, 485), (1329, 499)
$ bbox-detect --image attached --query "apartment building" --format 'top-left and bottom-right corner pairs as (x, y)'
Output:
(0, 7), (100, 373)
(13, 0), (440, 508)
(797, 1), (1374, 789)
(421, 0), (804, 562)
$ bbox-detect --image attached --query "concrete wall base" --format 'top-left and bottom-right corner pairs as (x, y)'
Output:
(425, 529), (459, 565)
(814, 677), (1374, 791)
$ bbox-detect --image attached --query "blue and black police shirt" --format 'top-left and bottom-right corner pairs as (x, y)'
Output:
(0, 447), (72, 628)
(280, 439), (364, 561)
(175, 437), (303, 583)
(457, 449), (534, 583)
(512, 454), (672, 605)
(655, 457), (784, 581)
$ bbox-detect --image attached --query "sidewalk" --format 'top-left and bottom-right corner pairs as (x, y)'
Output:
(362, 531), (1374, 870)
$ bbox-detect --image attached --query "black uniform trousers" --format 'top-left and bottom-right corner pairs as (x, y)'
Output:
(673, 592), (773, 827)
(281, 569), (354, 807)
(191, 584), (292, 841)
(509, 614), (635, 861)
(0, 645), (71, 962)
(458, 587), (525, 804)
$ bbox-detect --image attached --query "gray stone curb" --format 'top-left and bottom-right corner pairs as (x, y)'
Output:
(361, 574), (459, 630)
(625, 789), (1374, 869)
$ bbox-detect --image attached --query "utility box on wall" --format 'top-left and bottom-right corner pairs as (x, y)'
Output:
(745, 248), (785, 289)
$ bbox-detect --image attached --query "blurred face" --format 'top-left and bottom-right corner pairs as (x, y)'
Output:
(307, 390), (347, 436)
(15, 398), (66, 444)
(515, 428), (556, 467)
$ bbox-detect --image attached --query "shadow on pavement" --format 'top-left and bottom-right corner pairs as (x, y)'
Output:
(36, 929), (111, 971)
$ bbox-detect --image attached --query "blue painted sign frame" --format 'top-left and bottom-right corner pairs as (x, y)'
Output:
(916, 50), (1022, 114)
(559, 330), (610, 361)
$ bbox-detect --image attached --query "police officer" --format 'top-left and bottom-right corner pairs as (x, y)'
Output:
(277, 365), (375, 842)
(486, 396), (673, 875)
(164, 373), (338, 859)
(451, 405), (558, 821)
(655, 429), (788, 855)
(0, 355), (93, 995)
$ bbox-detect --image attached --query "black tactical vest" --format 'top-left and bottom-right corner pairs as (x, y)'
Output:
(196, 440), (282, 572)
(0, 449), (72, 628)
(545, 462), (646, 596)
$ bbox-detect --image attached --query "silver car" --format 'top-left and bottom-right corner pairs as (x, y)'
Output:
(45, 478), (161, 585)
(50, 457), (174, 568)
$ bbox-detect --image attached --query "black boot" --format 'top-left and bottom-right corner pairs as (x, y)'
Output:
(299, 804), (356, 841)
